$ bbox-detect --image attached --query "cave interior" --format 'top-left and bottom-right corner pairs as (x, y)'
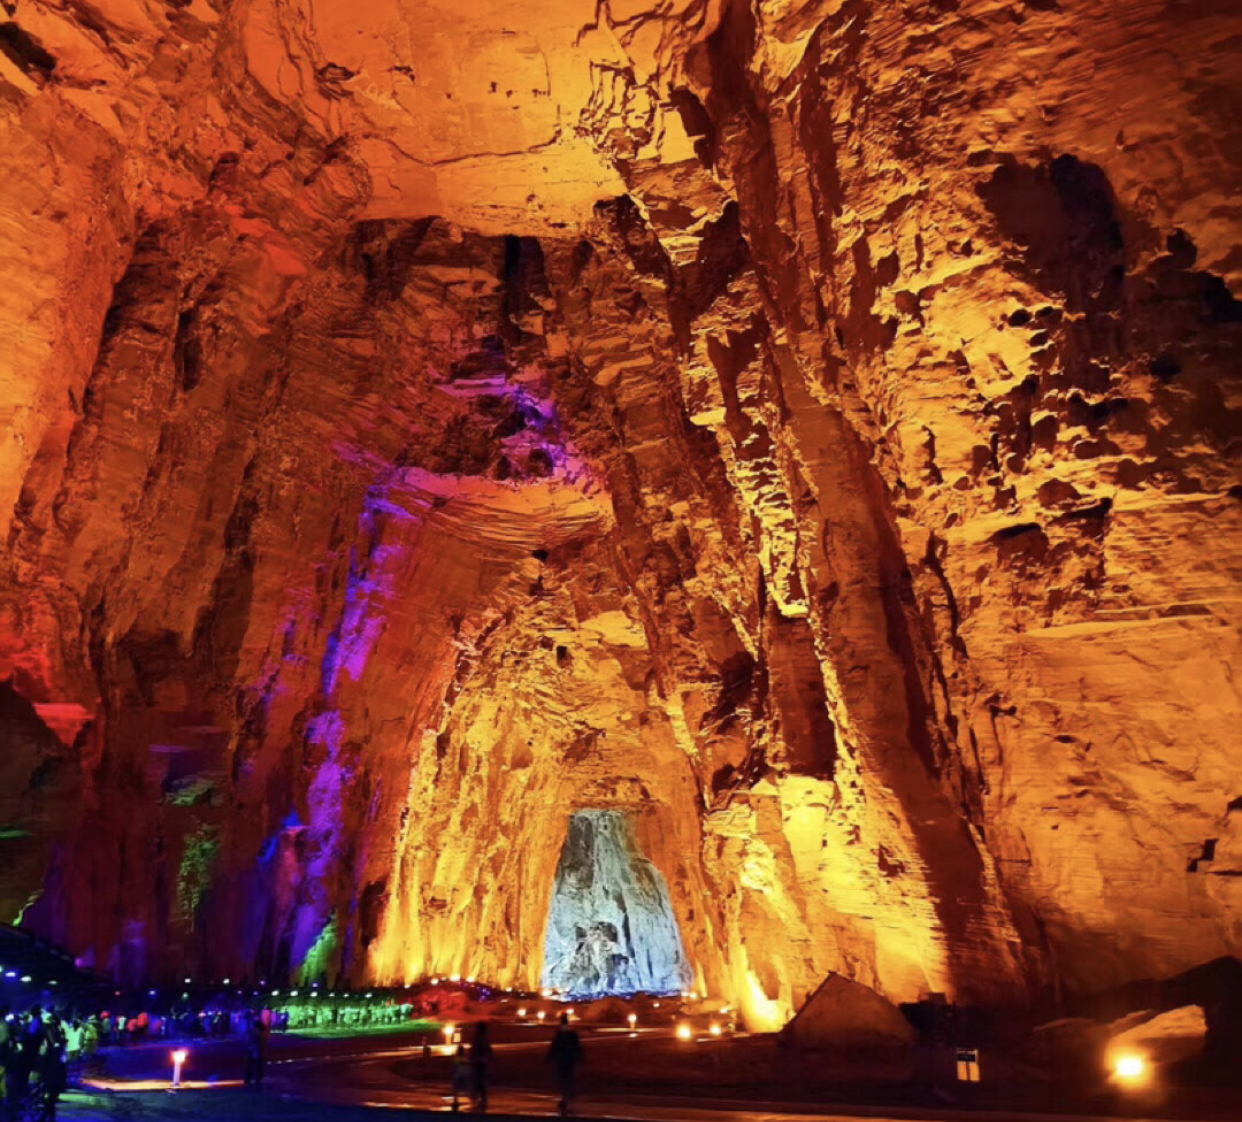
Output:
(0, 0), (1240, 1030)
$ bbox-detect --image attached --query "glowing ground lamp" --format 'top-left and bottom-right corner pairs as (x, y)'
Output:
(675, 1022), (693, 1042)
(627, 1013), (637, 1028)
(1113, 1052), (1146, 1086)
(955, 1049), (981, 1082)
(709, 1022), (723, 1037)
(171, 1049), (188, 1089)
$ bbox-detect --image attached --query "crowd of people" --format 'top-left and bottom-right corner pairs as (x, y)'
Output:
(0, 990), (420, 1052)
(0, 989), (587, 1118)
(0, 1006), (70, 1122)
(449, 1013), (583, 1116)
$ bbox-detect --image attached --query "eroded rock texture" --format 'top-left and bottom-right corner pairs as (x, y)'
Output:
(1, 0), (1240, 1026)
(541, 810), (692, 998)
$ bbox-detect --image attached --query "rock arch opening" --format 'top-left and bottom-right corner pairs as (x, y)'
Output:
(541, 810), (692, 999)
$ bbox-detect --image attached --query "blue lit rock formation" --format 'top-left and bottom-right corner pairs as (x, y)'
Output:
(542, 811), (692, 998)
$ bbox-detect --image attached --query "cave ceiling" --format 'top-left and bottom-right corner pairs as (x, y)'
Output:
(1, 0), (1240, 1025)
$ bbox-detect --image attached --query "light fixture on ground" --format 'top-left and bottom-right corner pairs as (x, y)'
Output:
(170, 1049), (187, 1089)
(1113, 1053), (1146, 1084)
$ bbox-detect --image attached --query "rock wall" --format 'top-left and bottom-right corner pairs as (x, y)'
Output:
(0, 0), (1239, 1023)
(541, 810), (692, 998)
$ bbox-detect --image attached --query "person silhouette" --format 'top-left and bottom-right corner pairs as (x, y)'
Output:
(470, 1022), (493, 1111)
(546, 1012), (582, 1117)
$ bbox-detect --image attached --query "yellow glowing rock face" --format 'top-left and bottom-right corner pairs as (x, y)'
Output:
(0, 0), (1238, 1025)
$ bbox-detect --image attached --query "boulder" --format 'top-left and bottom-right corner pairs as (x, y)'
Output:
(580, 996), (634, 1024)
(1107, 1005), (1206, 1066)
(781, 975), (917, 1051)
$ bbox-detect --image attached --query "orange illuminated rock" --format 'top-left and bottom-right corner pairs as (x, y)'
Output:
(0, 0), (1238, 1029)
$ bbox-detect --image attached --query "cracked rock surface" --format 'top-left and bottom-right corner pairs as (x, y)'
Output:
(0, 0), (1239, 1024)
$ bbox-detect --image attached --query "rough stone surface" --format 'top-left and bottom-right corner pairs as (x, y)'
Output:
(542, 810), (692, 998)
(781, 973), (917, 1050)
(0, 0), (1240, 1027)
(1108, 1004), (1207, 1066)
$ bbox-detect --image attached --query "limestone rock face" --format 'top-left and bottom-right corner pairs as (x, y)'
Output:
(541, 810), (692, 998)
(1, 0), (1240, 1026)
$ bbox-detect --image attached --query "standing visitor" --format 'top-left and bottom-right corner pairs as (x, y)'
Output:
(0, 1005), (12, 1122)
(7, 1007), (45, 1117)
(82, 1016), (101, 1057)
(545, 1012), (582, 1117)
(470, 1021), (493, 1111)
(64, 1020), (82, 1063)
(37, 1012), (67, 1122)
(243, 1009), (269, 1089)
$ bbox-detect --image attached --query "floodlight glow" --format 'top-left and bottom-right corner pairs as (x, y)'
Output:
(171, 1049), (188, 1088)
(675, 1023), (693, 1041)
(1115, 1054), (1145, 1081)
(517, 1008), (528, 1017)
(709, 1022), (722, 1036)
(627, 1013), (637, 1027)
